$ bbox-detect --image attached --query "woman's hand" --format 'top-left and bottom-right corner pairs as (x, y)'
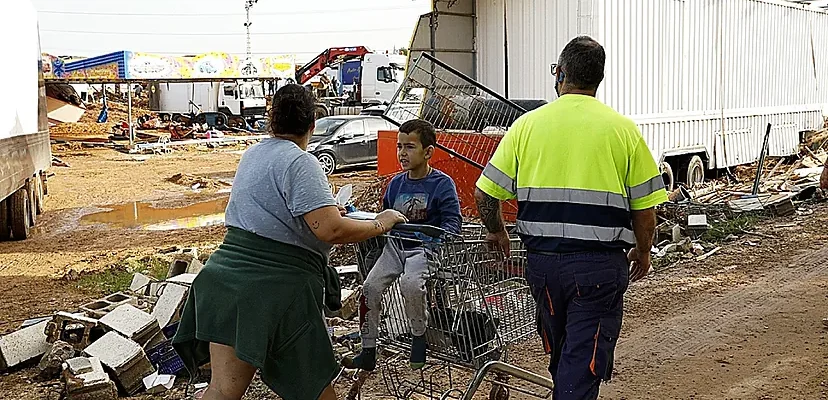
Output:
(375, 210), (408, 233)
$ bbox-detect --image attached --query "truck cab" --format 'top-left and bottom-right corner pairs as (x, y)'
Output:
(358, 53), (405, 105)
(218, 80), (266, 122)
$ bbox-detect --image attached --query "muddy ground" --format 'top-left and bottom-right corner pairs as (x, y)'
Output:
(1, 145), (826, 399)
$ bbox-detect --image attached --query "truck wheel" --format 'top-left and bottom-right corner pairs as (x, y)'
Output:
(685, 156), (705, 188)
(27, 180), (37, 226)
(316, 152), (337, 176)
(659, 161), (675, 192)
(35, 175), (45, 215)
(0, 199), (10, 241)
(227, 116), (246, 129)
(9, 187), (30, 240)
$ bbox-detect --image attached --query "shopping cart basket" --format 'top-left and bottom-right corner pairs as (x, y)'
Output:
(346, 222), (555, 400)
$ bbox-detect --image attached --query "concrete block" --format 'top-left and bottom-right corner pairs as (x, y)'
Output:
(62, 357), (118, 400)
(148, 282), (165, 297)
(21, 316), (53, 329)
(38, 340), (76, 379)
(99, 305), (161, 346)
(167, 273), (197, 285)
(45, 312), (102, 351)
(186, 258), (204, 275)
(66, 357), (93, 375)
(152, 283), (189, 329)
(83, 332), (155, 395)
(81, 292), (138, 319)
(0, 320), (50, 370)
(129, 273), (155, 295)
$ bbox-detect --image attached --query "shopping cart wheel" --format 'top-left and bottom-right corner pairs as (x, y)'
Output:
(489, 384), (510, 400)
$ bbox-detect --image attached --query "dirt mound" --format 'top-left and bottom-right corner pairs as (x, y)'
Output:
(167, 173), (230, 190)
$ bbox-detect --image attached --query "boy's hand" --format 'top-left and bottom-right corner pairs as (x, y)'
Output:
(337, 205), (348, 216)
(485, 230), (511, 258)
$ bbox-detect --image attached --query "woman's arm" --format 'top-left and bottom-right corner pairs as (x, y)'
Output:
(304, 206), (407, 244)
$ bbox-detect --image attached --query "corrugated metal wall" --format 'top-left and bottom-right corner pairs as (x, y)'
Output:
(475, 0), (828, 168)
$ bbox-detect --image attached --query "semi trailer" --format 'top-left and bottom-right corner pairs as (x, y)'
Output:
(409, 0), (828, 189)
(0, 0), (50, 241)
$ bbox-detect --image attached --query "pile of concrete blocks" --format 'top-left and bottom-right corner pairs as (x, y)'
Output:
(81, 293), (138, 319)
(45, 312), (104, 351)
(84, 332), (155, 395)
(62, 357), (118, 400)
(99, 305), (161, 346)
(0, 320), (51, 371)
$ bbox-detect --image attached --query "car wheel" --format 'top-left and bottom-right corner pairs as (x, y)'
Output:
(316, 152), (337, 176)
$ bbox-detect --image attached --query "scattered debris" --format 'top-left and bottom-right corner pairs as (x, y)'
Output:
(99, 305), (161, 346)
(83, 332), (155, 396)
(81, 293), (138, 319)
(62, 357), (118, 400)
(39, 341), (76, 379)
(0, 320), (51, 370)
(45, 312), (102, 351)
(142, 371), (176, 394)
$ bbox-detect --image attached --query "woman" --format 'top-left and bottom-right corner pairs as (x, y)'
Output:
(172, 84), (407, 400)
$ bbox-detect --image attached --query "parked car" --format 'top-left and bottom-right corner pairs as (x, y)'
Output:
(307, 115), (394, 175)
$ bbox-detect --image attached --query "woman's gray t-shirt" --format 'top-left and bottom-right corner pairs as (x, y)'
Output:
(225, 137), (337, 259)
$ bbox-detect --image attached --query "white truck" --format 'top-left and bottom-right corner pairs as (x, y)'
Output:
(296, 47), (406, 117)
(0, 0), (50, 241)
(409, 0), (828, 189)
(148, 80), (267, 127)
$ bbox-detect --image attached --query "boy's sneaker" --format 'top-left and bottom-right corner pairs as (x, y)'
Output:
(410, 335), (427, 370)
(341, 347), (376, 371)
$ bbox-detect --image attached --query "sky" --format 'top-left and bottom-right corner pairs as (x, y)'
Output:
(31, 0), (431, 63)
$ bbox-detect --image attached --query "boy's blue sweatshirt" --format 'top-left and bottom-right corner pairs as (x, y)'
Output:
(383, 169), (462, 235)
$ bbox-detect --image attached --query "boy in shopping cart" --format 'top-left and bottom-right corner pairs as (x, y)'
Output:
(342, 119), (462, 371)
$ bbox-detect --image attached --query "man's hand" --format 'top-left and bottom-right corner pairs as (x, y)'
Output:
(627, 248), (651, 282)
(337, 205), (348, 217)
(485, 230), (511, 258)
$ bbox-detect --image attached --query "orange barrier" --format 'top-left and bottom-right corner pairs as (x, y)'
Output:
(377, 130), (517, 222)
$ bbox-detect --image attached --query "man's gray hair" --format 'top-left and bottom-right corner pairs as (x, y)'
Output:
(558, 36), (606, 90)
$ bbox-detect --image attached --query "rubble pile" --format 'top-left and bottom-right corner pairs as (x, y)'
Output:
(0, 246), (364, 398)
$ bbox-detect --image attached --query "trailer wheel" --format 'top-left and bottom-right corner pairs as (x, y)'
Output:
(27, 180), (37, 226)
(9, 187), (30, 241)
(659, 161), (675, 192)
(685, 156), (705, 188)
(35, 175), (45, 215)
(0, 199), (10, 241)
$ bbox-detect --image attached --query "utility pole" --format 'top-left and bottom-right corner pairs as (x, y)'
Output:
(244, 0), (258, 59)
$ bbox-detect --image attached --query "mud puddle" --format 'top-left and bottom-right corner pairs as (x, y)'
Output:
(81, 197), (229, 231)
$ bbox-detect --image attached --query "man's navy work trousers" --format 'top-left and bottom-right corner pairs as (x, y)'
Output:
(526, 251), (629, 400)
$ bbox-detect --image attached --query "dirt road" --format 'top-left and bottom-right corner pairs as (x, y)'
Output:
(0, 146), (826, 399)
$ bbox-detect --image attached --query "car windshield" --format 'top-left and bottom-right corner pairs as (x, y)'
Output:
(313, 118), (347, 136)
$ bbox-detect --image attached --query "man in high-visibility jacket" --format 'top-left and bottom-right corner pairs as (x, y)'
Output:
(475, 36), (668, 400)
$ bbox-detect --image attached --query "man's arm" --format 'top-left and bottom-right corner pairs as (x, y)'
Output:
(474, 188), (505, 234)
(474, 188), (511, 256)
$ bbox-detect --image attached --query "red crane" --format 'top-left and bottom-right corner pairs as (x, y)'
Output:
(295, 46), (371, 85)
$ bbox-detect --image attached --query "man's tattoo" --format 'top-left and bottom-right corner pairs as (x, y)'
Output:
(372, 220), (383, 231)
(476, 192), (505, 233)
(312, 220), (320, 230)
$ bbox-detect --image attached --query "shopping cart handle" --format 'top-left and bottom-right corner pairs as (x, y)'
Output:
(392, 223), (446, 239)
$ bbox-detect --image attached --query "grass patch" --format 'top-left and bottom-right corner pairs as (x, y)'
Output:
(77, 255), (169, 295)
(702, 213), (762, 243)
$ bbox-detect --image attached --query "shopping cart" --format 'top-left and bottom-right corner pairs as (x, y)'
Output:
(344, 222), (555, 400)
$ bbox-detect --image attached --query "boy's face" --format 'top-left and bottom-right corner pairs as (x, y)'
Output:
(397, 131), (433, 171)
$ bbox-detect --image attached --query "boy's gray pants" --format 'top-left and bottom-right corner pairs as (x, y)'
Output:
(360, 239), (431, 348)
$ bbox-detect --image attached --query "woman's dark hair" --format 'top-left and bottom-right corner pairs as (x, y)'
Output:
(269, 84), (317, 137)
